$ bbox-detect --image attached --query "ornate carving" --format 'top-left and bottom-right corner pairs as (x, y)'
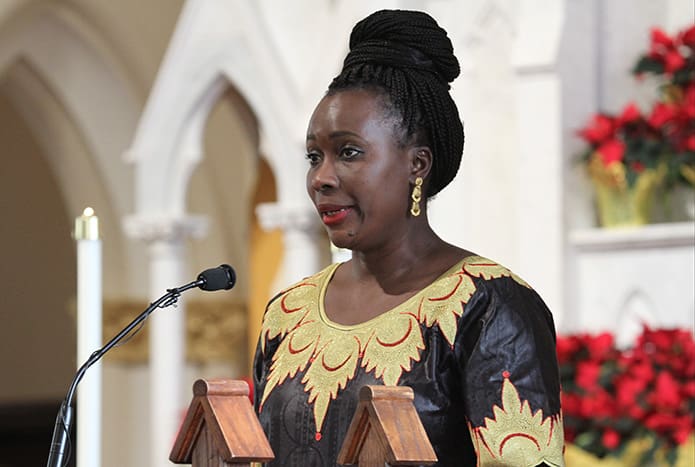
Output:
(122, 214), (209, 243)
(100, 299), (148, 362)
(255, 202), (320, 233)
(101, 299), (247, 365)
(186, 299), (247, 363)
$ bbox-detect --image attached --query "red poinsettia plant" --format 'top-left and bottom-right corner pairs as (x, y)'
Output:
(634, 25), (695, 86)
(558, 325), (695, 465)
(578, 24), (695, 190)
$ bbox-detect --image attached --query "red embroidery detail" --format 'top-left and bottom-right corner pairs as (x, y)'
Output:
(281, 293), (303, 313)
(406, 297), (425, 321)
(321, 353), (352, 372)
(288, 333), (312, 354)
(468, 262), (497, 267)
(502, 370), (510, 378)
(476, 427), (496, 457)
(360, 334), (374, 357)
(499, 432), (541, 454)
(315, 432), (322, 441)
(356, 336), (365, 358)
(376, 319), (413, 347)
(428, 274), (463, 301)
(548, 417), (555, 446)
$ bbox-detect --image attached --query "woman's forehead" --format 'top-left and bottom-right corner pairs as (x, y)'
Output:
(307, 90), (394, 138)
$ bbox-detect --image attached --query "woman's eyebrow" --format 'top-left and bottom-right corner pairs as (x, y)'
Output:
(306, 130), (362, 141)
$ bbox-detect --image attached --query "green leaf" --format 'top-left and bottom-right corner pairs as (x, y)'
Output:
(639, 435), (660, 467)
(614, 417), (638, 433)
(632, 56), (665, 75)
(672, 67), (694, 86)
(665, 446), (679, 466)
(626, 168), (639, 188)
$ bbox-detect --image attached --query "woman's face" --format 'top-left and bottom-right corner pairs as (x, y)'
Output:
(305, 89), (414, 252)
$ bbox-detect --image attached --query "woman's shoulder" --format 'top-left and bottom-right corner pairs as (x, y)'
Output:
(455, 255), (555, 330)
(445, 254), (552, 320)
(445, 254), (531, 290)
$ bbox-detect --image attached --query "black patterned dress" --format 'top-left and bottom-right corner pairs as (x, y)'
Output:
(253, 256), (565, 466)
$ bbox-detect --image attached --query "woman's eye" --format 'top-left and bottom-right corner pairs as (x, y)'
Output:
(305, 152), (321, 166)
(341, 147), (362, 159)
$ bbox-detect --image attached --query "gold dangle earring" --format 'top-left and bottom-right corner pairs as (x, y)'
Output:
(410, 177), (423, 217)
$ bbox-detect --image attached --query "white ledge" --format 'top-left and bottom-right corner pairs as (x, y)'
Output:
(569, 222), (695, 251)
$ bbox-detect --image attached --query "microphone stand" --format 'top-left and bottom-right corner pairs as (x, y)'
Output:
(46, 279), (202, 467)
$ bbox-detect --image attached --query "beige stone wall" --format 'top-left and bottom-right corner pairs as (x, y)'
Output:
(0, 90), (76, 402)
(0, 2), (264, 464)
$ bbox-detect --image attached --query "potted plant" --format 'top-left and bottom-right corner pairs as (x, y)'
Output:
(558, 326), (695, 466)
(577, 25), (694, 227)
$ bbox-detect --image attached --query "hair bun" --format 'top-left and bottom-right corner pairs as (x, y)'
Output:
(348, 9), (460, 84)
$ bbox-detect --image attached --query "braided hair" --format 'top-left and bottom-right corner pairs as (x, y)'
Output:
(328, 9), (464, 197)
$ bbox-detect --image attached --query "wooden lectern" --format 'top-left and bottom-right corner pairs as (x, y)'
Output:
(170, 378), (274, 467)
(337, 385), (437, 466)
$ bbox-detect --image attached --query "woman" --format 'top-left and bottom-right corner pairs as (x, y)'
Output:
(254, 9), (564, 467)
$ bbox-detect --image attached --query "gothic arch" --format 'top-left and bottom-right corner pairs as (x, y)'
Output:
(0, 2), (144, 294)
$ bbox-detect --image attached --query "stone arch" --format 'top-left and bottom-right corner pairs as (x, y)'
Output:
(127, 54), (300, 219)
(118, 5), (308, 462)
(0, 2), (145, 295)
(0, 64), (78, 403)
(123, 0), (325, 299)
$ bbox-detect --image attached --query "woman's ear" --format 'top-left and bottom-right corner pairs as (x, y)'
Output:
(409, 146), (433, 182)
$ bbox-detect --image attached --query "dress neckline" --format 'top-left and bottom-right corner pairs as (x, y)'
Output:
(317, 257), (468, 330)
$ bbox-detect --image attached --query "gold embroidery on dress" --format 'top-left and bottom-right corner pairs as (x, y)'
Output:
(260, 256), (528, 435)
(469, 374), (565, 467)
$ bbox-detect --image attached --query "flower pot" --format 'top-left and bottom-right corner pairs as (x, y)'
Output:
(565, 435), (695, 467)
(589, 159), (663, 228)
(565, 444), (626, 466)
(659, 184), (695, 222)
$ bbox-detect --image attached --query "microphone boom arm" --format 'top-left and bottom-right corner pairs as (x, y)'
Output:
(46, 279), (201, 467)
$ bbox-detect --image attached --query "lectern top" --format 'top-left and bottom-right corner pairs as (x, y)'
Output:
(193, 378), (249, 397)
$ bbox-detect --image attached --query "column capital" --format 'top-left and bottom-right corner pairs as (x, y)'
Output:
(123, 214), (208, 244)
(256, 202), (326, 285)
(256, 202), (320, 234)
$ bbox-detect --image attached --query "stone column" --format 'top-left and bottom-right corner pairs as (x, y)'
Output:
(123, 215), (207, 467)
(512, 0), (566, 326)
(256, 202), (326, 287)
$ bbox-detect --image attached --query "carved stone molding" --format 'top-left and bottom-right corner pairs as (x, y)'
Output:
(569, 222), (695, 340)
(255, 202), (320, 234)
(122, 214), (209, 243)
(99, 298), (247, 365)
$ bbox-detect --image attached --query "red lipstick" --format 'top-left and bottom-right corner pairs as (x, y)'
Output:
(318, 205), (352, 226)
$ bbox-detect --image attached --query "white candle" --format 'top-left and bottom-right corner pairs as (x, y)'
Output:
(74, 207), (102, 467)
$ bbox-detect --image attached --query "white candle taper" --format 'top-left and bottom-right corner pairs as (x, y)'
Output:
(74, 207), (102, 467)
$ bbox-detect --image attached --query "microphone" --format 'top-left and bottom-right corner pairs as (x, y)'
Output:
(47, 264), (236, 467)
(197, 264), (236, 291)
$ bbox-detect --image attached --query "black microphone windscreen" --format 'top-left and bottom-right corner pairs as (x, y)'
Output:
(198, 264), (236, 291)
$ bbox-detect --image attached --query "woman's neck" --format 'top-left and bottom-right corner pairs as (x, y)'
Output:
(347, 222), (457, 294)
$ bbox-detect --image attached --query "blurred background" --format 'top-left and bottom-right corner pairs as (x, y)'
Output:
(0, 0), (692, 466)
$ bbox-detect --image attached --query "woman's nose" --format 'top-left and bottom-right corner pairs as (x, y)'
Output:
(310, 158), (338, 192)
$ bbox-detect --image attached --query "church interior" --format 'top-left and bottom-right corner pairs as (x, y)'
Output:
(0, 1), (692, 466)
